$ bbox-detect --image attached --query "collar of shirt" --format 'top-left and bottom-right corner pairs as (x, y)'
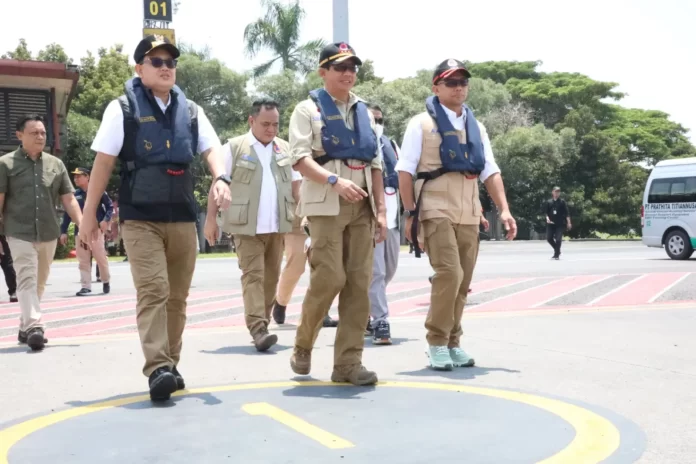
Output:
(16, 146), (43, 160)
(153, 95), (172, 113)
(247, 131), (274, 151)
(324, 89), (361, 110)
(440, 103), (467, 125)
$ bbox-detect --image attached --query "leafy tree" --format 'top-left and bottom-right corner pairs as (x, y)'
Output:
(243, 0), (326, 77)
(1, 38), (32, 60)
(357, 60), (383, 85)
(37, 43), (72, 64)
(466, 60), (542, 84)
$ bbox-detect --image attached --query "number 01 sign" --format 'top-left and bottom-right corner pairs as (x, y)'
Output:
(144, 0), (172, 22)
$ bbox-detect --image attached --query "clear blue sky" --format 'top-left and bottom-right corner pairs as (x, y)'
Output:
(3, 0), (694, 141)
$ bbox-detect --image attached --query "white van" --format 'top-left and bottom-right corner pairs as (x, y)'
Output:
(642, 157), (696, 259)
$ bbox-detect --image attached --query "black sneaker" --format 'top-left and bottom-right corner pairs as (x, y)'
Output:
(26, 327), (46, 351)
(148, 367), (177, 401)
(372, 320), (392, 345)
(76, 288), (91, 296)
(272, 300), (286, 324)
(18, 330), (48, 345)
(103, 282), (110, 294)
(364, 324), (374, 337)
(322, 315), (338, 327)
(9, 292), (17, 303)
(172, 366), (185, 390)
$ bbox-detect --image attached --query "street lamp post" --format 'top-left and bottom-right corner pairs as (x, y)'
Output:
(332, 0), (349, 43)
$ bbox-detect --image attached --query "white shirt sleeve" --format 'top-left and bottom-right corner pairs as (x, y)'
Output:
(90, 99), (124, 156)
(477, 121), (501, 182)
(394, 117), (423, 175)
(195, 105), (221, 154)
(222, 142), (233, 177)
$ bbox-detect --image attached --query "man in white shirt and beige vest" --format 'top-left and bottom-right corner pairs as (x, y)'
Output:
(288, 42), (387, 386)
(397, 59), (517, 371)
(205, 99), (300, 352)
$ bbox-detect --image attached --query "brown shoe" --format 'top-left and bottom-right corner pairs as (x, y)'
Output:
(331, 364), (378, 386)
(253, 328), (278, 352)
(290, 346), (311, 375)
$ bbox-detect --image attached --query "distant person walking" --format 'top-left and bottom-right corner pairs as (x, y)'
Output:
(545, 186), (571, 259)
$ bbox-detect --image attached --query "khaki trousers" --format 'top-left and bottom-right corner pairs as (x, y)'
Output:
(275, 232), (307, 306)
(423, 218), (479, 347)
(7, 237), (56, 332)
(121, 220), (197, 377)
(76, 231), (110, 289)
(295, 198), (374, 366)
(234, 233), (285, 337)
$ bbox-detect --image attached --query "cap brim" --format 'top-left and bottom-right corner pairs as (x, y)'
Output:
(434, 67), (471, 82)
(332, 54), (363, 66)
(147, 43), (180, 60)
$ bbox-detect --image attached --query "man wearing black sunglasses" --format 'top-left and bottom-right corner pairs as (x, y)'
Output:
(287, 42), (387, 386)
(396, 59), (516, 371)
(80, 35), (231, 402)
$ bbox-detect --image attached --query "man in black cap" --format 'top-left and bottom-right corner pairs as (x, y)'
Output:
(545, 186), (571, 259)
(396, 59), (516, 370)
(79, 35), (231, 402)
(60, 167), (113, 296)
(287, 42), (387, 386)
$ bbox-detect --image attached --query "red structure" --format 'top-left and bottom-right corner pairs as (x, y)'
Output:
(0, 59), (80, 155)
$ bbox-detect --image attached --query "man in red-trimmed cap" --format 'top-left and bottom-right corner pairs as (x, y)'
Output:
(396, 58), (516, 371)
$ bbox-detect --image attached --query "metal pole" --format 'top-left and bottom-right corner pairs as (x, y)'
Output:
(332, 0), (349, 43)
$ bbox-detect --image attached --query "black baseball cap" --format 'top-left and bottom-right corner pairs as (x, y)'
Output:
(432, 58), (471, 83)
(319, 42), (363, 68)
(71, 167), (91, 175)
(134, 35), (180, 64)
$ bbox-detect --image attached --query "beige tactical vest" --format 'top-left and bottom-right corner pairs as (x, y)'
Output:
(414, 112), (482, 230)
(221, 135), (296, 236)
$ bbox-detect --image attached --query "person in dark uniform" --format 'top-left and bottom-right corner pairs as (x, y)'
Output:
(79, 35), (231, 402)
(0, 235), (17, 302)
(545, 186), (571, 259)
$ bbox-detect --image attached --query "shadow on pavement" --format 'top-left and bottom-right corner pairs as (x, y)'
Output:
(65, 391), (224, 410)
(0, 344), (80, 354)
(282, 384), (375, 400)
(200, 344), (292, 355)
(328, 337), (420, 348)
(396, 366), (520, 380)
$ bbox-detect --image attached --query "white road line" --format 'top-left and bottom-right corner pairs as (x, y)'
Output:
(529, 275), (616, 308)
(467, 279), (561, 312)
(648, 272), (691, 303)
(586, 274), (647, 306)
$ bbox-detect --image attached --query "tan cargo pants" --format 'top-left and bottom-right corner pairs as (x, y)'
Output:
(121, 220), (197, 377)
(295, 197), (374, 366)
(275, 231), (307, 306)
(76, 231), (110, 289)
(234, 233), (284, 337)
(423, 218), (480, 347)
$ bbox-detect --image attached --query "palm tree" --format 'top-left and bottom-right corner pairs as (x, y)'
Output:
(243, 0), (326, 77)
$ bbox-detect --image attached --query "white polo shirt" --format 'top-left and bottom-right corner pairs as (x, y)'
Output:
(222, 132), (301, 235)
(395, 103), (501, 183)
(91, 96), (220, 156)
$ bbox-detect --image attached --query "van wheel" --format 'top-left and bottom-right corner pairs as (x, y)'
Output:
(665, 230), (694, 260)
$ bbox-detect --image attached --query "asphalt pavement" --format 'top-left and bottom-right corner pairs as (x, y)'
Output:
(0, 240), (694, 463)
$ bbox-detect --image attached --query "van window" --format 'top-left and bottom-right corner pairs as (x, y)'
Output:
(648, 177), (696, 203)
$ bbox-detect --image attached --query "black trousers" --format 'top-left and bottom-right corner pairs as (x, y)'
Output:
(0, 235), (17, 295)
(546, 223), (565, 256)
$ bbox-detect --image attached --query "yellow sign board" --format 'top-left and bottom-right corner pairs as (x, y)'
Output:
(142, 28), (176, 45)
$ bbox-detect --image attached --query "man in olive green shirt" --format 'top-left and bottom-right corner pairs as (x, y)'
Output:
(0, 115), (83, 351)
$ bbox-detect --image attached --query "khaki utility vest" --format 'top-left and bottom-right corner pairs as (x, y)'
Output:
(221, 135), (296, 236)
(414, 112), (482, 233)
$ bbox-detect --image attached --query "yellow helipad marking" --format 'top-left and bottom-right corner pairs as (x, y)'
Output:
(0, 381), (620, 464)
(243, 402), (354, 449)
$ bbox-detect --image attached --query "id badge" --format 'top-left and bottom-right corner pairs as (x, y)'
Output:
(553, 209), (557, 215)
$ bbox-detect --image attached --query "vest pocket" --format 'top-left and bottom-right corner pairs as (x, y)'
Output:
(303, 180), (329, 204)
(284, 194), (296, 222)
(232, 159), (257, 184)
(225, 197), (249, 225)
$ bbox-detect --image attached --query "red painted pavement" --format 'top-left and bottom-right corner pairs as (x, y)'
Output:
(589, 272), (689, 306)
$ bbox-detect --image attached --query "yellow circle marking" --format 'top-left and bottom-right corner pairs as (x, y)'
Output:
(0, 381), (620, 464)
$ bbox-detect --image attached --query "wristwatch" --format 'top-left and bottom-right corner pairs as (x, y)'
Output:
(404, 210), (417, 218)
(216, 174), (231, 185)
(327, 175), (338, 186)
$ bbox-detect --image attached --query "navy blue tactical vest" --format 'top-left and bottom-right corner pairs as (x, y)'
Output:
(381, 135), (399, 190)
(308, 88), (377, 166)
(411, 96), (486, 258)
(117, 77), (199, 223)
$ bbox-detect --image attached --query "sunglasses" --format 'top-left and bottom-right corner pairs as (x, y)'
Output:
(145, 57), (178, 69)
(440, 78), (469, 88)
(374, 118), (384, 124)
(332, 63), (359, 73)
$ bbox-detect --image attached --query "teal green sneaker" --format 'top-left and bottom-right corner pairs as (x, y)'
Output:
(426, 345), (454, 371)
(450, 347), (475, 367)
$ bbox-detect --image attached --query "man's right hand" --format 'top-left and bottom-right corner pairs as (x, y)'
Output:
(59, 234), (68, 246)
(333, 177), (368, 203)
(204, 218), (219, 246)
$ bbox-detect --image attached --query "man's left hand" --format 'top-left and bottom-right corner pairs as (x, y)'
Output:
(99, 221), (108, 234)
(375, 213), (387, 244)
(212, 180), (231, 211)
(500, 210), (517, 240)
